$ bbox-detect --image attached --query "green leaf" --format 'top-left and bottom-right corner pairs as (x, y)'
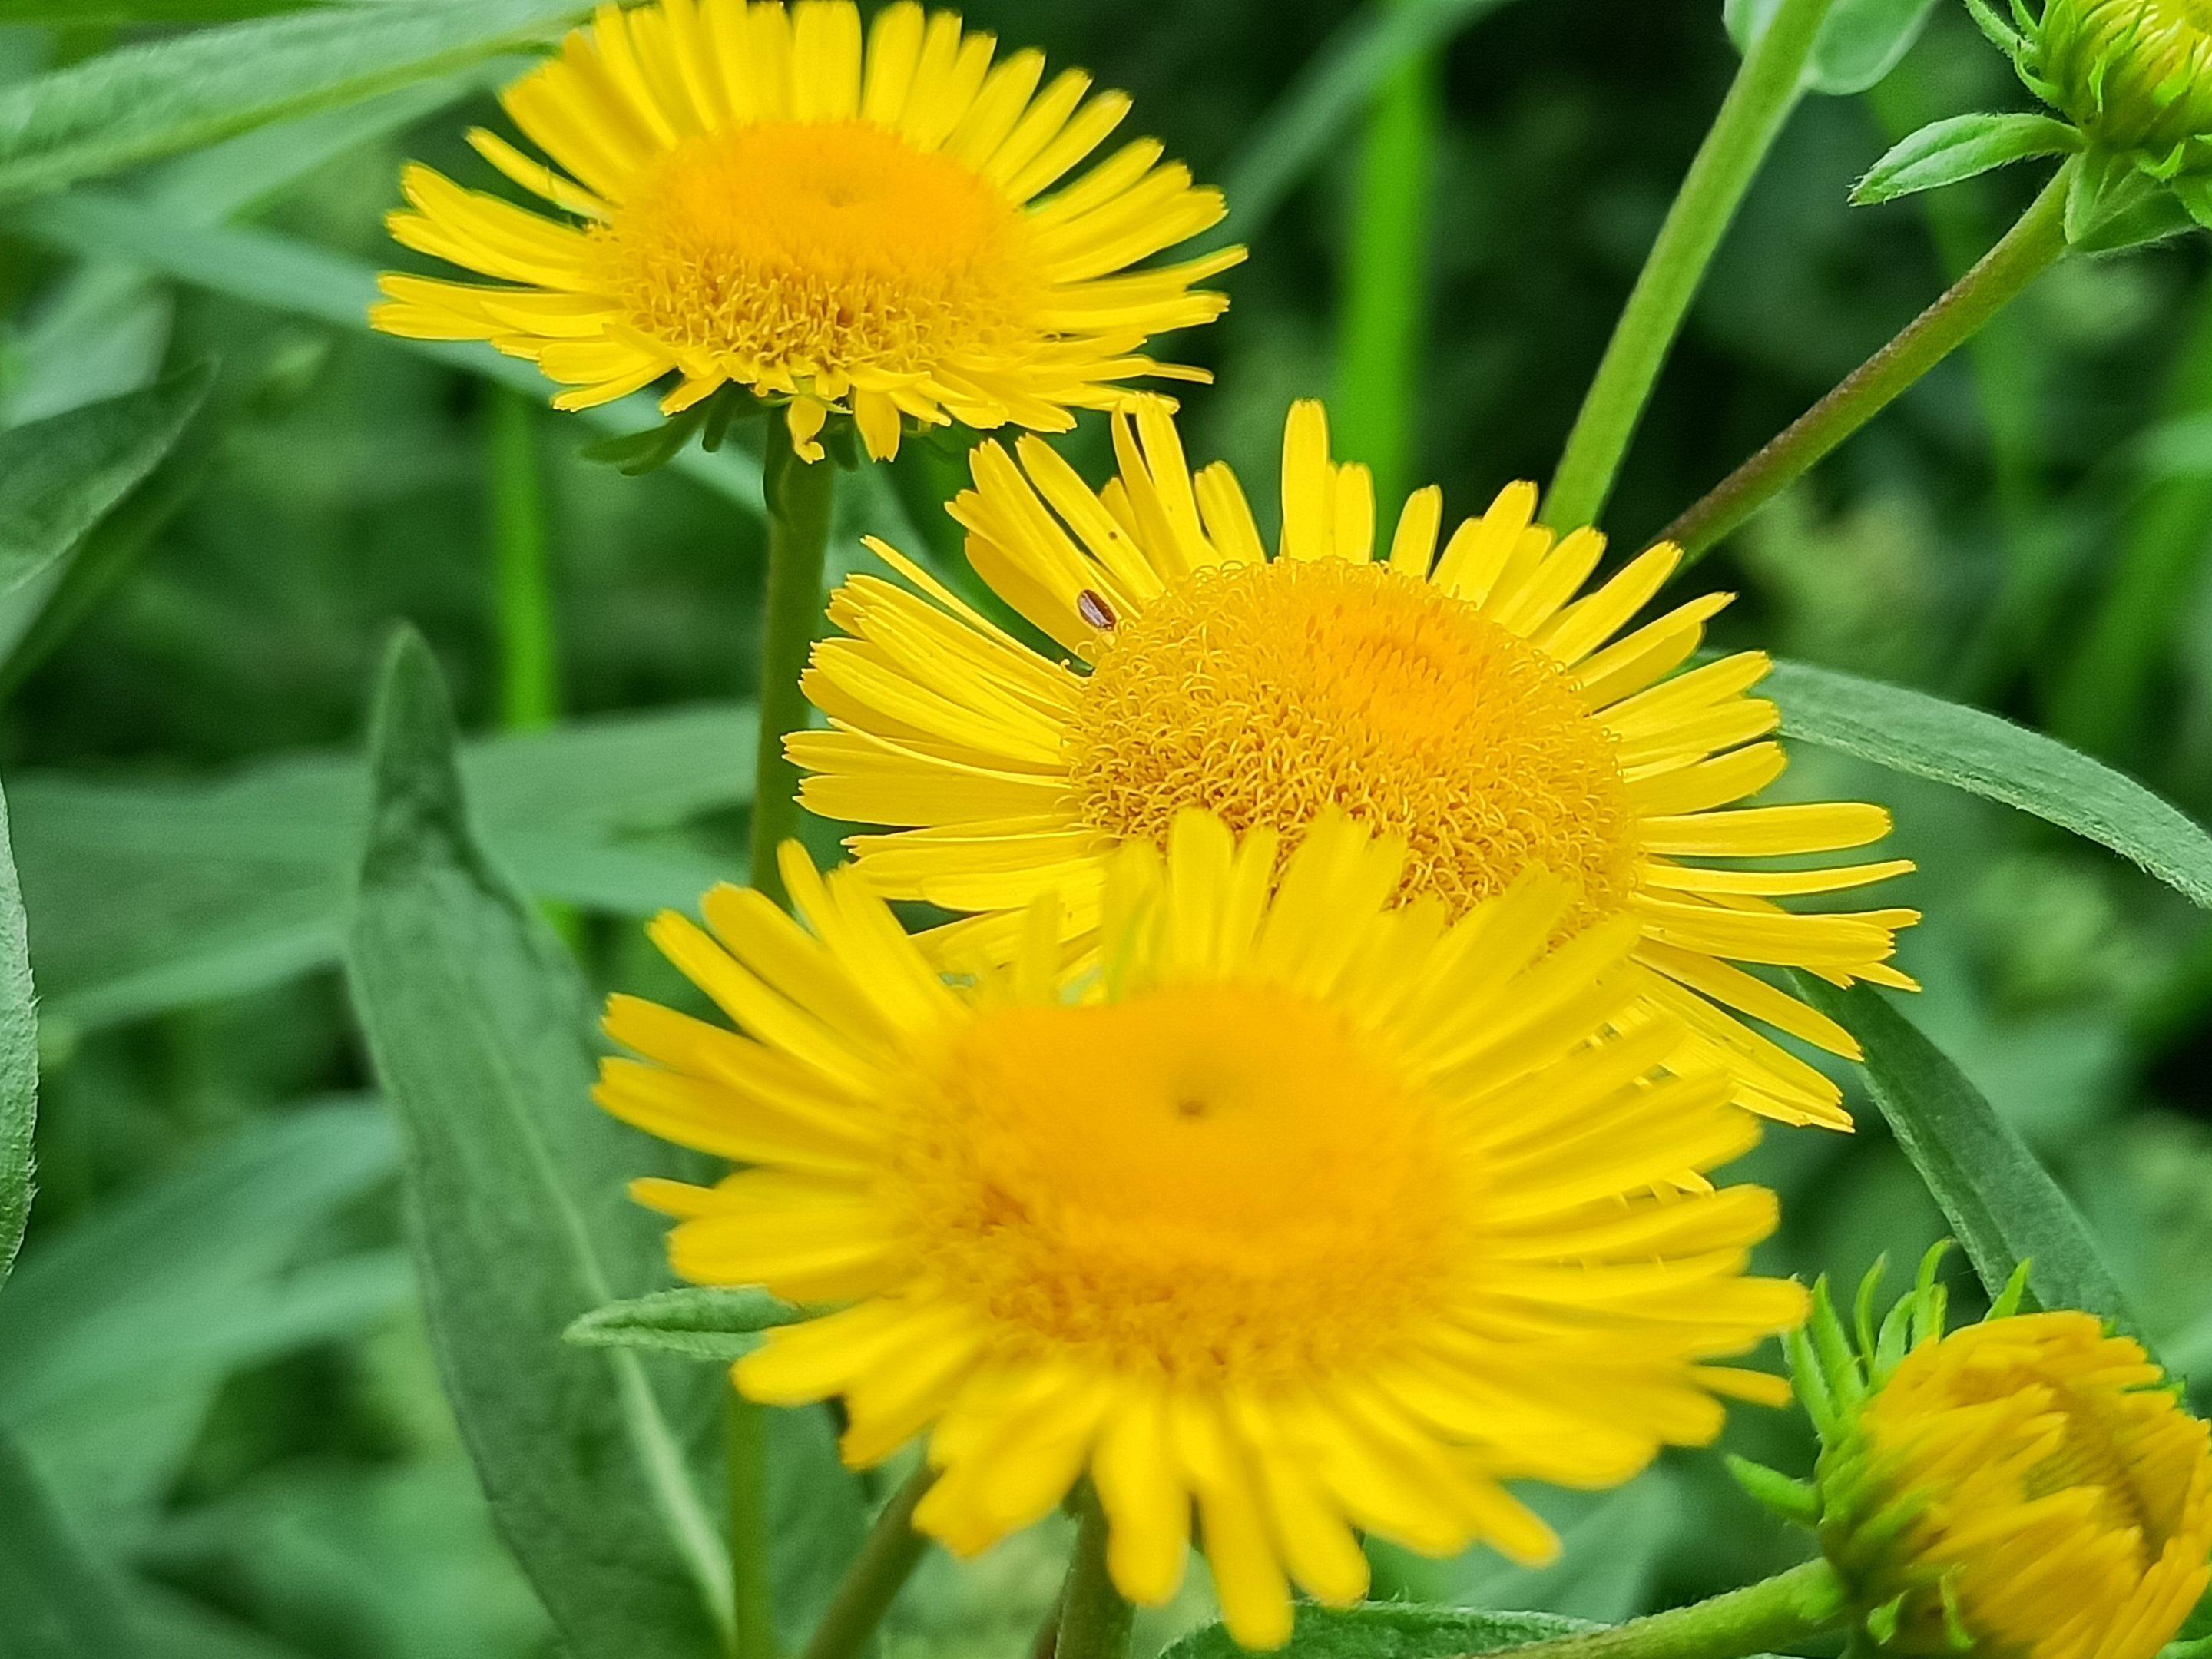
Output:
(344, 629), (732, 1659)
(1214, 0), (1522, 249)
(1793, 977), (2147, 1344)
(8, 190), (765, 510)
(0, 1101), (403, 1540)
(0, 366), (208, 608)
(1852, 113), (2081, 205)
(1727, 0), (1940, 94)
(0, 780), (34, 1294)
(0, 0), (589, 201)
(15, 701), (757, 1035)
(0, 2), (319, 19)
(1761, 657), (2212, 909)
(0, 1422), (142, 1659)
(1163, 1604), (1596, 1659)
(566, 1287), (803, 1364)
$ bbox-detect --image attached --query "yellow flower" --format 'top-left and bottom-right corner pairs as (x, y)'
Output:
(1830, 1310), (2212, 1659)
(596, 811), (1807, 1649)
(371, 0), (1240, 460)
(794, 396), (1916, 1129)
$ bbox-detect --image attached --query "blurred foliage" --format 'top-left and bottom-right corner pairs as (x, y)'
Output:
(3, 1), (2212, 1656)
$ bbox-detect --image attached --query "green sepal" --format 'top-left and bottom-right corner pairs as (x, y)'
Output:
(1865, 1594), (1905, 1644)
(2065, 146), (2202, 250)
(1853, 111), (2081, 204)
(564, 1286), (804, 1365)
(1726, 1454), (1824, 1528)
(578, 382), (768, 476)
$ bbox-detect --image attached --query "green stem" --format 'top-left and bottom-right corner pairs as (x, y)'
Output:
(798, 1466), (938, 1659)
(1488, 1560), (1848, 1659)
(1542, 0), (1836, 531)
(727, 1395), (781, 1659)
(1051, 1484), (1133, 1659)
(750, 419), (836, 908)
(1661, 161), (2075, 565)
(488, 386), (560, 733)
(1334, 0), (1440, 518)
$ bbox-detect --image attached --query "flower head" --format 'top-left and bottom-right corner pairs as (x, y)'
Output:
(598, 812), (1806, 1648)
(373, 0), (1240, 460)
(2012, 0), (2212, 167)
(794, 396), (1917, 1128)
(1795, 1257), (2212, 1659)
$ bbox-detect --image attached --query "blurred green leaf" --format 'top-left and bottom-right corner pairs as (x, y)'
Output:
(15, 702), (757, 1035)
(1763, 657), (2212, 908)
(1215, 0), (1521, 248)
(9, 190), (767, 508)
(0, 365), (207, 608)
(0, 1101), (403, 1541)
(1165, 1607), (1599, 1659)
(345, 630), (731, 1659)
(1726, 0), (1939, 94)
(0, 2), (320, 18)
(1852, 113), (2080, 206)
(1795, 977), (2146, 1342)
(0, 780), (32, 1294)
(0, 0), (588, 201)
(0, 1423), (143, 1659)
(1389, 1475), (1683, 1625)
(565, 1287), (802, 1364)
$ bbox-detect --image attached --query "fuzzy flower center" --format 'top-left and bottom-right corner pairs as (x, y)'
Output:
(887, 982), (1464, 1381)
(1066, 558), (1642, 925)
(593, 120), (1043, 381)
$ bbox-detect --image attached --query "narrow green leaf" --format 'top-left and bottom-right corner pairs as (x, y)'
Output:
(0, 2), (317, 18)
(1163, 1604), (1595, 1659)
(1762, 657), (2212, 909)
(1214, 0), (1522, 249)
(8, 190), (764, 509)
(0, 0), (588, 201)
(0, 1423), (142, 1659)
(345, 630), (731, 1659)
(0, 780), (33, 1293)
(1852, 112), (2081, 205)
(566, 1287), (803, 1364)
(0, 366), (208, 608)
(1794, 977), (2146, 1343)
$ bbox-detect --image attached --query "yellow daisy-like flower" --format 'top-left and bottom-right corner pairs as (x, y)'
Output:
(1836, 1313), (2212, 1659)
(793, 396), (1917, 1128)
(371, 0), (1240, 460)
(596, 811), (1807, 1648)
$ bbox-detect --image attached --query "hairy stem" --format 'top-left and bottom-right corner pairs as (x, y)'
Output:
(750, 422), (836, 906)
(1661, 161), (2075, 565)
(1488, 1560), (1849, 1659)
(798, 1465), (938, 1659)
(1052, 1484), (1134, 1659)
(1542, 0), (1836, 531)
(727, 1395), (780, 1659)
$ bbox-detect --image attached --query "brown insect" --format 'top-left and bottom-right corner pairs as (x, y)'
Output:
(1076, 588), (1118, 630)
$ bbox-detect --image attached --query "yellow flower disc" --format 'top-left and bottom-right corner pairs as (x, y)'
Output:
(795, 396), (1919, 1128)
(372, 0), (1241, 459)
(1853, 1313), (2212, 1659)
(598, 813), (1807, 1650)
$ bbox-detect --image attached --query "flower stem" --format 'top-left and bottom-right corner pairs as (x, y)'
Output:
(727, 1395), (781, 1659)
(798, 1465), (938, 1659)
(1334, 0), (1441, 518)
(488, 386), (560, 732)
(1542, 0), (1837, 532)
(1488, 1559), (1848, 1659)
(750, 421), (836, 907)
(1052, 1483), (1133, 1659)
(1660, 160), (2075, 566)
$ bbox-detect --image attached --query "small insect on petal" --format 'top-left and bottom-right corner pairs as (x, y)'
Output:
(1078, 589), (1118, 630)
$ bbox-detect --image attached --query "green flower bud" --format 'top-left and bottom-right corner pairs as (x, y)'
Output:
(2008, 0), (2212, 173)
